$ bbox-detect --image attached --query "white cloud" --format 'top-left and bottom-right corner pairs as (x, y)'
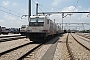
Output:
(0, 20), (5, 22)
(35, 1), (38, 4)
(1, 13), (28, 28)
(21, 9), (28, 14)
(2, 1), (9, 6)
(52, 0), (64, 6)
(51, 8), (54, 11)
(88, 8), (90, 11)
(50, 14), (62, 23)
(4, 14), (16, 20)
(17, 21), (23, 24)
(13, 3), (18, 6)
(0, 20), (6, 27)
(81, 13), (88, 20)
(78, 6), (82, 9)
(50, 7), (77, 21)
(62, 6), (78, 12)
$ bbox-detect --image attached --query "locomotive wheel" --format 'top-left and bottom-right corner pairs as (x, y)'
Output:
(29, 37), (47, 43)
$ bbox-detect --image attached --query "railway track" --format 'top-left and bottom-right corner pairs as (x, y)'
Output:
(0, 42), (31, 56)
(66, 33), (74, 60)
(17, 43), (43, 60)
(71, 34), (90, 51)
(0, 41), (41, 60)
(66, 33), (90, 60)
(18, 36), (59, 60)
(0, 35), (26, 42)
(0, 34), (90, 60)
(76, 33), (90, 39)
(0, 34), (21, 38)
(77, 36), (90, 43)
(0, 36), (59, 60)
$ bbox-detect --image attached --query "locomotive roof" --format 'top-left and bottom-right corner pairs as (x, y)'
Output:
(30, 15), (48, 18)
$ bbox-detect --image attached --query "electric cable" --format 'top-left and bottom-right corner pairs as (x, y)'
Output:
(0, 10), (21, 17)
(0, 6), (22, 15)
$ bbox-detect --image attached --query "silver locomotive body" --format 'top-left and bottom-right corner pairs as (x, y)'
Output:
(20, 25), (28, 35)
(26, 15), (61, 42)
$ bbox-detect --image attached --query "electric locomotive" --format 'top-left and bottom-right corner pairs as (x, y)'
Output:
(26, 15), (61, 42)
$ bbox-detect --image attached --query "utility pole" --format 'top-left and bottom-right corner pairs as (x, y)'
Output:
(29, 0), (31, 18)
(82, 23), (84, 31)
(36, 3), (38, 16)
(68, 14), (72, 30)
(62, 13), (64, 31)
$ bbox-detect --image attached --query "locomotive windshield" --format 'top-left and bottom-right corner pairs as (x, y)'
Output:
(21, 25), (26, 28)
(29, 18), (44, 26)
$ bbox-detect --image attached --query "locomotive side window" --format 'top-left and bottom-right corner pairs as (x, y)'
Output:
(29, 18), (44, 26)
(30, 18), (36, 22)
(38, 18), (44, 22)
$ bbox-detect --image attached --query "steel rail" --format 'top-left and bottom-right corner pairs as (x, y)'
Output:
(66, 33), (74, 60)
(70, 33), (90, 51)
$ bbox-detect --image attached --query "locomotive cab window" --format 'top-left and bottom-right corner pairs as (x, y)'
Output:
(29, 18), (44, 26)
(21, 25), (26, 28)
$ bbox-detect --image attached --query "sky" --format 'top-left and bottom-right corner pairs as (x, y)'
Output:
(0, 0), (90, 30)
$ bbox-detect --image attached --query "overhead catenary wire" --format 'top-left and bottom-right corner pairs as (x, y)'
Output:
(32, 0), (48, 12)
(0, 6), (22, 15)
(39, 5), (52, 10)
(38, 7), (44, 13)
(67, 0), (80, 19)
(38, 4), (47, 12)
(32, 0), (44, 13)
(36, 0), (39, 3)
(0, 5), (23, 18)
(75, 0), (80, 8)
(39, 4), (62, 10)
(0, 10), (21, 17)
(32, 0), (62, 14)
(32, 0), (63, 13)
(73, 0), (80, 11)
(32, 0), (36, 4)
